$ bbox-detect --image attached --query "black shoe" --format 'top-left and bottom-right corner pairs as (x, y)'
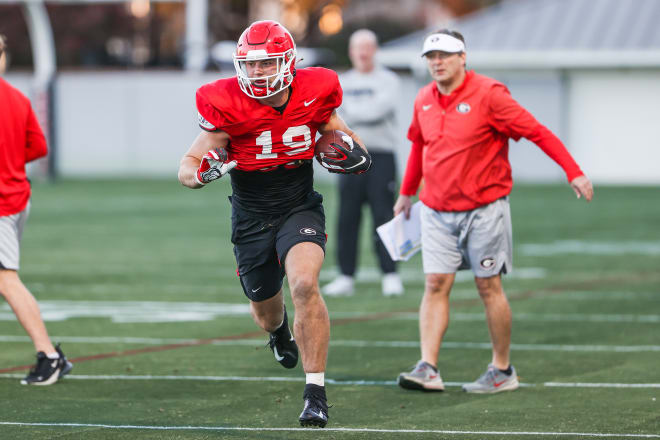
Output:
(267, 307), (298, 369)
(299, 384), (329, 428)
(21, 343), (73, 386)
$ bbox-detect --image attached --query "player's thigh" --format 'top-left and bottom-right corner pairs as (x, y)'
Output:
(276, 203), (326, 266)
(231, 211), (283, 302)
(420, 203), (464, 274)
(276, 204), (326, 290)
(466, 197), (513, 277)
(0, 204), (29, 271)
(284, 242), (324, 294)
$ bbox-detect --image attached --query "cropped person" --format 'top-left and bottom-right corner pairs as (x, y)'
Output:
(395, 29), (593, 393)
(178, 21), (370, 427)
(322, 29), (404, 297)
(0, 34), (73, 385)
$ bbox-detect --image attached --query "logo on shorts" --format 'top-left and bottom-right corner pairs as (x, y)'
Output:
(300, 228), (317, 235)
(480, 257), (496, 269)
(456, 102), (471, 113)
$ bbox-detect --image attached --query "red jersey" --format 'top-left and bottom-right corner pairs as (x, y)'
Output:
(0, 78), (48, 216)
(196, 67), (342, 172)
(400, 71), (583, 212)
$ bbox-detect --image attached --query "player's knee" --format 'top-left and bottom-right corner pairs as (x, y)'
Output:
(425, 274), (453, 295)
(0, 269), (21, 297)
(249, 302), (268, 322)
(474, 276), (503, 299)
(288, 275), (318, 302)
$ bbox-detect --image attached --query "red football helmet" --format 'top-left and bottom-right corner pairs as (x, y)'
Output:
(233, 20), (297, 99)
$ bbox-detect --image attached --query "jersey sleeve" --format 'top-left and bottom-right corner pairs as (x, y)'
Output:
(195, 84), (225, 132)
(24, 104), (48, 163)
(317, 70), (343, 124)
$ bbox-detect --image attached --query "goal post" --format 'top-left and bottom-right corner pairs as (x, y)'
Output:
(21, 0), (57, 180)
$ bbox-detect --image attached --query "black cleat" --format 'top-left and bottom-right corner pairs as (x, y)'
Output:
(299, 384), (329, 428)
(267, 307), (298, 369)
(21, 343), (73, 386)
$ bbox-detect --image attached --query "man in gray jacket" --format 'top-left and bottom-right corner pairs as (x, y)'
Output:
(322, 29), (403, 297)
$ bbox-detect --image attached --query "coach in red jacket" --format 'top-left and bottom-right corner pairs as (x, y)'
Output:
(0, 35), (72, 385)
(395, 29), (593, 394)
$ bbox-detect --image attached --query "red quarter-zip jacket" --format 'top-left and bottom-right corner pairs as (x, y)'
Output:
(400, 71), (583, 212)
(0, 77), (48, 216)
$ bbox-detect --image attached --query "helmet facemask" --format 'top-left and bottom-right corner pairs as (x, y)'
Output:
(233, 48), (296, 99)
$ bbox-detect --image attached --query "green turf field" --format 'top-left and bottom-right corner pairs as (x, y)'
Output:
(0, 178), (658, 439)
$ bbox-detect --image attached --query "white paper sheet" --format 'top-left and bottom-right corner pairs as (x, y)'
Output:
(376, 201), (422, 261)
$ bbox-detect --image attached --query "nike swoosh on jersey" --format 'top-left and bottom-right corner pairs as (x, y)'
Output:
(422, 104), (432, 111)
(304, 98), (317, 107)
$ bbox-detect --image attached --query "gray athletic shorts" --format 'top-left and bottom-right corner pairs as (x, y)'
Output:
(0, 202), (30, 271)
(420, 197), (512, 278)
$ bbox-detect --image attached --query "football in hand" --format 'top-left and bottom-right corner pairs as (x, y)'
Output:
(314, 130), (350, 165)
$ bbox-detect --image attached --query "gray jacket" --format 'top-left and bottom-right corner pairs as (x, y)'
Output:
(339, 66), (400, 153)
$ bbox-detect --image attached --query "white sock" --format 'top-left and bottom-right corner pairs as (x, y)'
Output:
(46, 352), (60, 359)
(306, 372), (324, 387)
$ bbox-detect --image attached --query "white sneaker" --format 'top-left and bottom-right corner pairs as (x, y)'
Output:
(398, 360), (445, 391)
(382, 273), (404, 296)
(322, 275), (354, 296)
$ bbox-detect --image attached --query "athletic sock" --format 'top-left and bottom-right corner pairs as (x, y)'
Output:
(498, 365), (513, 376)
(271, 307), (289, 337)
(46, 352), (60, 360)
(306, 372), (325, 387)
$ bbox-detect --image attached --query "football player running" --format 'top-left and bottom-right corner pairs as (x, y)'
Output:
(178, 20), (371, 428)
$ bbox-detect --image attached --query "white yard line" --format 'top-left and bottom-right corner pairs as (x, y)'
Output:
(1, 374), (658, 390)
(544, 382), (660, 389)
(331, 312), (660, 323)
(1, 335), (659, 352)
(0, 421), (657, 437)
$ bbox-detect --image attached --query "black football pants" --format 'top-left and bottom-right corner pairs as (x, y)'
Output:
(334, 151), (397, 276)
